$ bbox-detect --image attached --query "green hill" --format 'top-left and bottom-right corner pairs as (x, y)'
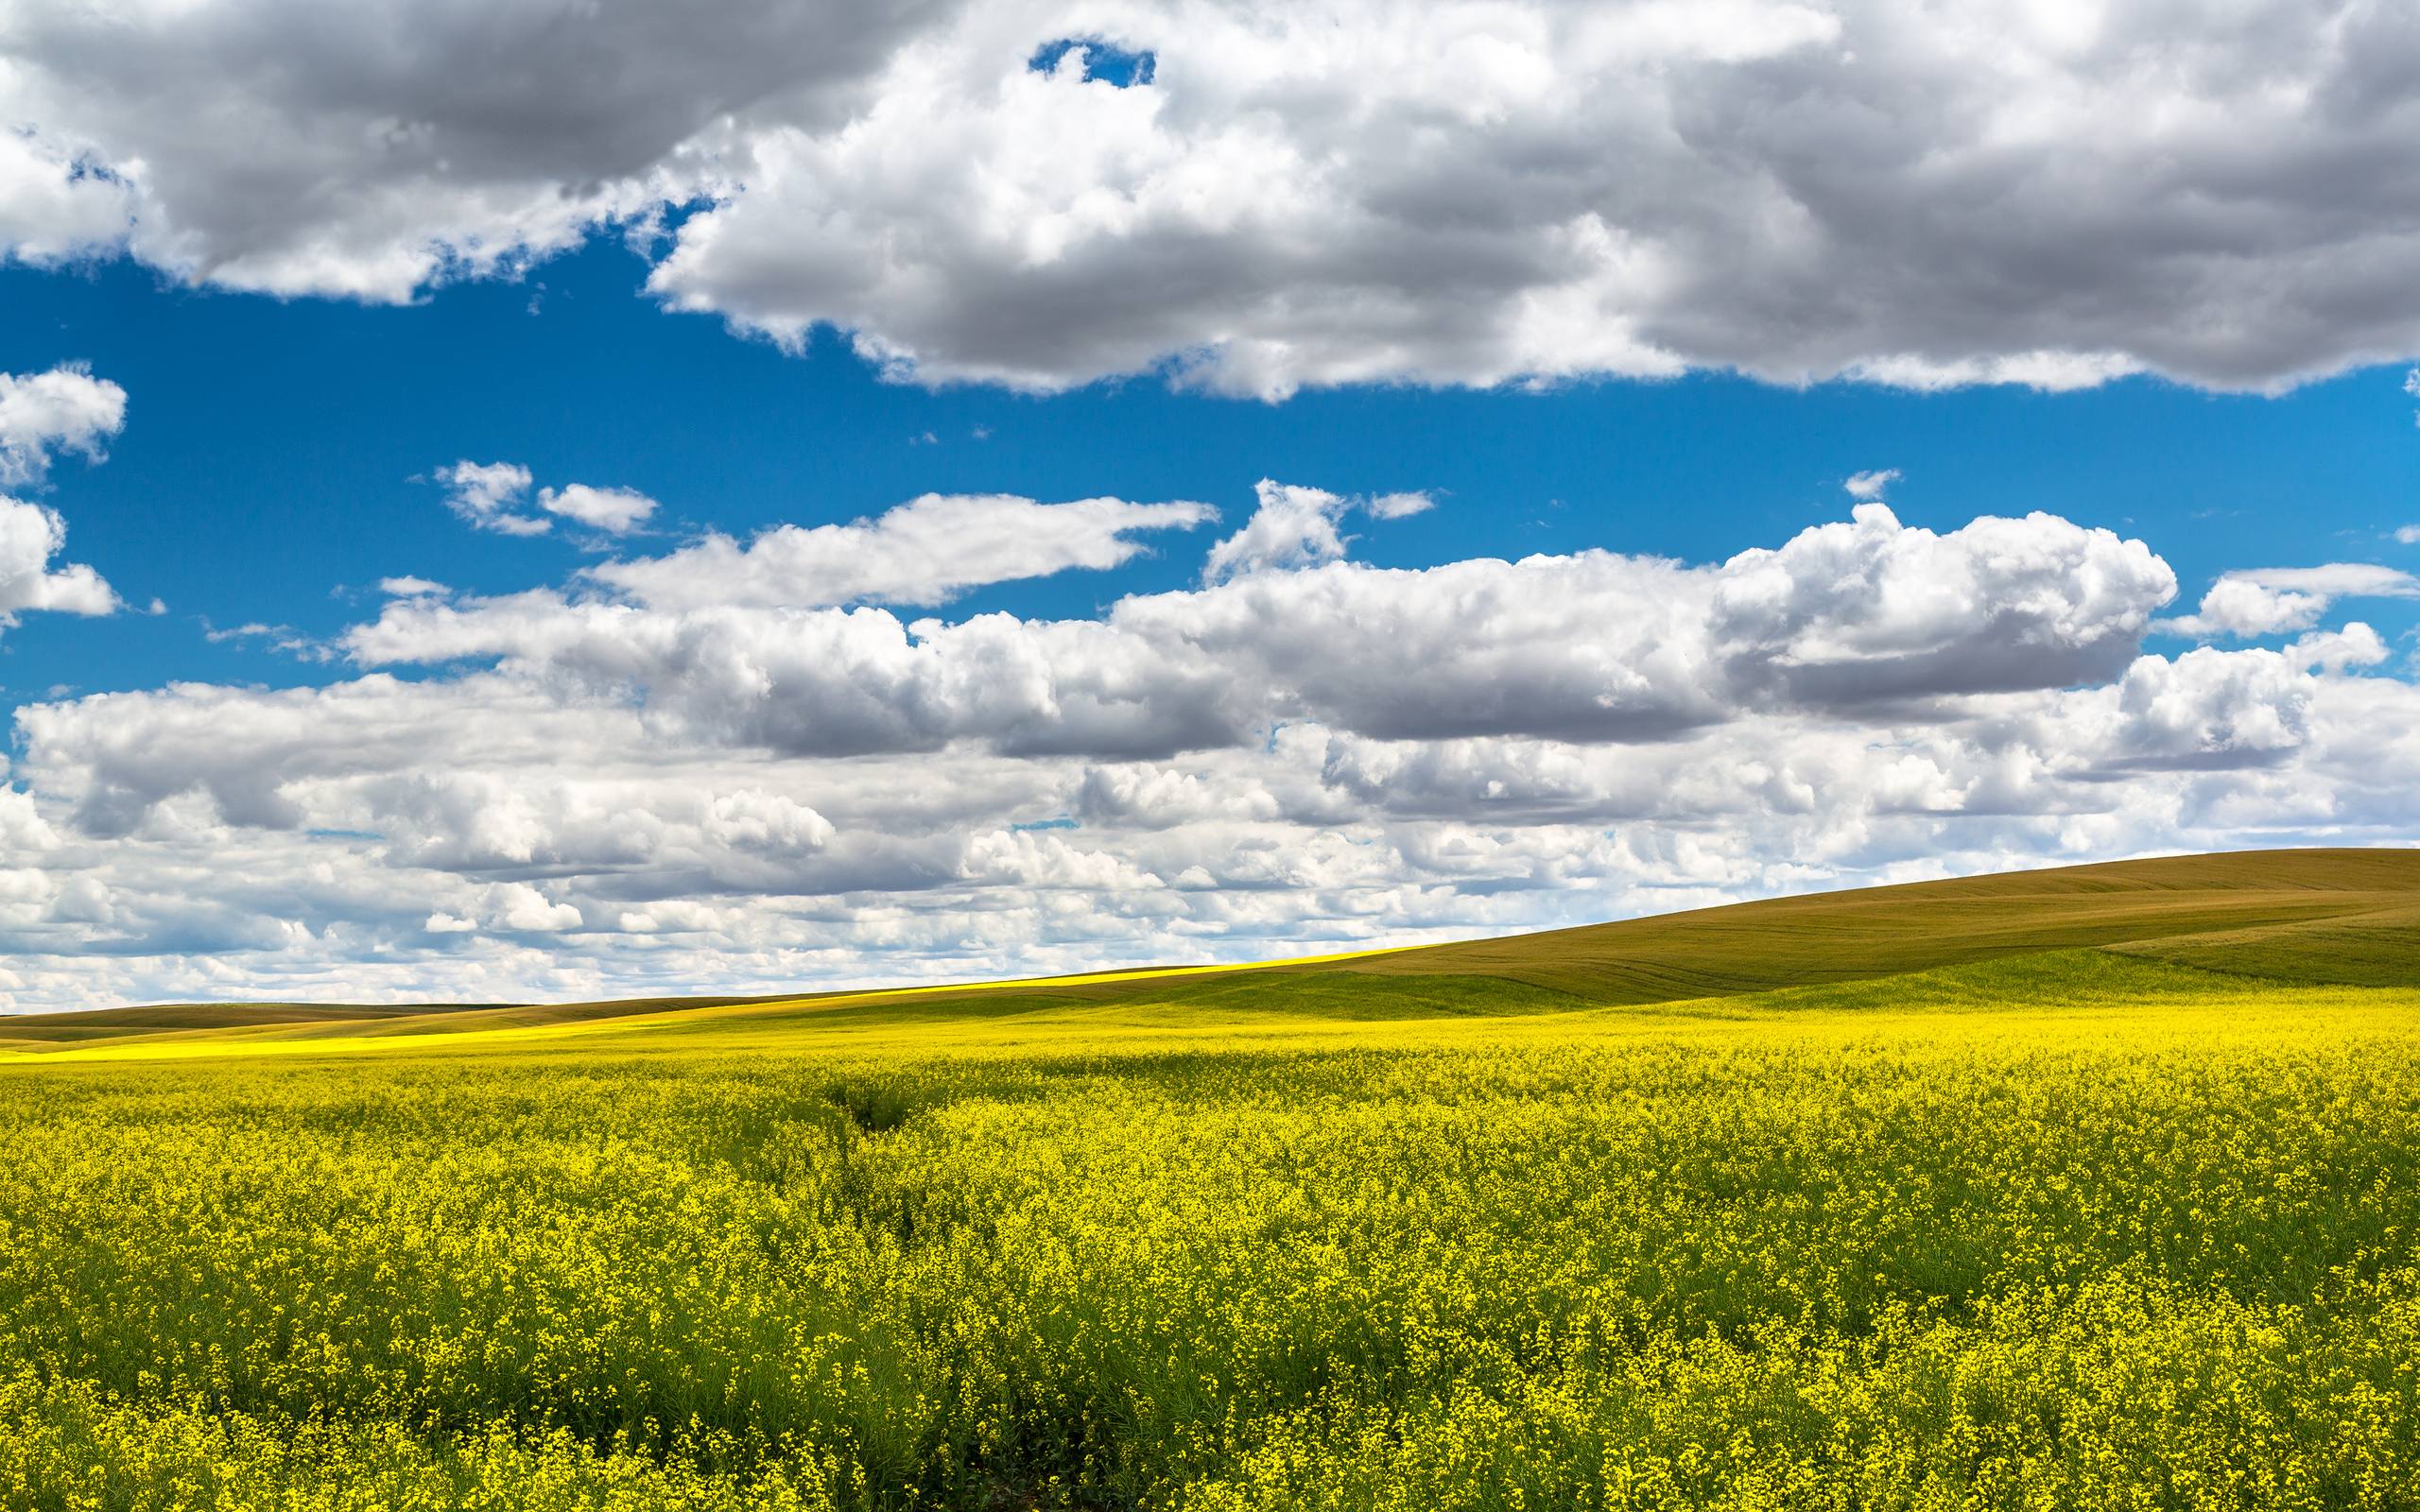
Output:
(1333, 846), (2420, 999)
(8, 846), (2416, 1053)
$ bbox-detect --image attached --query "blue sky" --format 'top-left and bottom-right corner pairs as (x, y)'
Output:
(6, 0), (2420, 1008)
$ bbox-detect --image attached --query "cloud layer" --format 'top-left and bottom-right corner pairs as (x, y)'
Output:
(11, 1), (2420, 395)
(6, 472), (2417, 1011)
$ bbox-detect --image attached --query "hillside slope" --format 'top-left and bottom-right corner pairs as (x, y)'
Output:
(8, 847), (2415, 1052)
(1334, 848), (2420, 1000)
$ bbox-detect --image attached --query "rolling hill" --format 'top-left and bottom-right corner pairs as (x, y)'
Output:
(7, 846), (2416, 1057)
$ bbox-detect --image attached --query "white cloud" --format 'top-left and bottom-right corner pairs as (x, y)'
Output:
(2167, 579), (2322, 639)
(408, 506), (2163, 811)
(379, 576), (448, 597)
(1201, 480), (1435, 581)
(0, 366), (127, 640)
(1202, 481), (1356, 582)
(2161, 564), (2420, 639)
(424, 885), (586, 936)
(1839, 352), (2147, 394)
(592, 491), (1217, 610)
(331, 496), (2172, 762)
(39, 495), (2186, 816)
(703, 790), (838, 857)
(2100, 646), (2318, 770)
(0, 129), (136, 265)
(2396, 525), (2420, 545)
(1706, 504), (2173, 704)
(202, 621), (299, 646)
(2286, 624), (2391, 674)
(1364, 490), (1435, 520)
(487, 883), (585, 935)
(438, 463), (665, 537)
(435, 460), (545, 536)
(1844, 468), (1899, 501)
(0, 497), (117, 627)
(0, 365), (127, 488)
(11, 4), (2420, 396)
(0, 0), (948, 301)
(645, 2), (2296, 398)
(538, 483), (659, 535)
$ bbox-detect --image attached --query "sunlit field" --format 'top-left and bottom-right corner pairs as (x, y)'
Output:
(6, 854), (2420, 1510)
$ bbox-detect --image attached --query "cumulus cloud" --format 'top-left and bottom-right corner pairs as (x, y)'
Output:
(2396, 525), (2420, 545)
(0, 496), (118, 627)
(332, 497), (2173, 760)
(2098, 646), (2320, 771)
(0, 364), (127, 488)
(428, 883), (583, 936)
(1201, 480), (1432, 581)
(0, 366), (127, 640)
(2286, 624), (2391, 674)
(342, 597), (1252, 760)
(2161, 564), (2420, 639)
(643, 0), (2420, 397)
(11, 4), (2420, 396)
(0, 129), (137, 265)
(1202, 481), (1357, 581)
(0, 0), (950, 301)
(1708, 504), (2173, 703)
(592, 491), (1218, 609)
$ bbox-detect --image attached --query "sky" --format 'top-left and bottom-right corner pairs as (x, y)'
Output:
(3, 0), (2420, 1008)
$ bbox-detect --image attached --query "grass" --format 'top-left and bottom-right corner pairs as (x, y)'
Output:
(3, 849), (2419, 1508)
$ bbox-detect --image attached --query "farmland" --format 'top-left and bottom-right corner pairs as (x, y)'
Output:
(4, 850), (2419, 1509)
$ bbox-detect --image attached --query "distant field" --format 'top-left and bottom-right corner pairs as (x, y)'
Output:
(3, 850), (2418, 1508)
(10, 846), (2417, 1059)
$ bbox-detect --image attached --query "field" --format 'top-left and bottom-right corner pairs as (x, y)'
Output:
(4, 850), (2420, 1510)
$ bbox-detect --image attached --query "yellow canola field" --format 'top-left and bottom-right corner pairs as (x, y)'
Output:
(0, 947), (1419, 1064)
(4, 952), (2418, 1510)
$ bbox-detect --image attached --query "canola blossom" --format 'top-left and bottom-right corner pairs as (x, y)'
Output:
(2, 952), (2417, 1509)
